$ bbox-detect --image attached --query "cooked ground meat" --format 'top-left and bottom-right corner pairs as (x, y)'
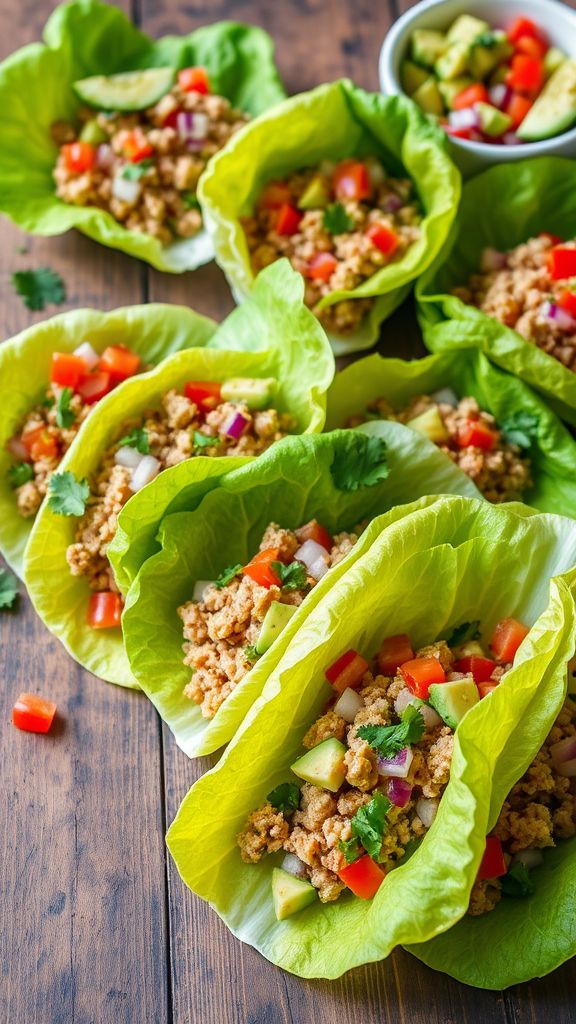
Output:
(242, 157), (421, 334)
(347, 393), (531, 503)
(453, 236), (576, 372)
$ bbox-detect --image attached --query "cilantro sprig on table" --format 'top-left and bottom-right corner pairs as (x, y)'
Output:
(331, 435), (389, 492)
(267, 782), (301, 813)
(357, 704), (425, 760)
(0, 569), (19, 610)
(339, 792), (391, 863)
(272, 560), (309, 592)
(12, 267), (66, 311)
(47, 472), (90, 517)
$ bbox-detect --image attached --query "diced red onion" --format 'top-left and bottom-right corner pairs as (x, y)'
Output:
(382, 193), (403, 213)
(96, 143), (114, 170)
(177, 110), (208, 145)
(220, 410), (250, 440)
(377, 746), (413, 779)
(129, 453), (160, 492)
(386, 777), (413, 808)
(7, 436), (30, 462)
(449, 107), (480, 131)
(176, 111), (194, 139)
(540, 301), (576, 331)
(502, 132), (522, 146)
(416, 797), (438, 828)
(550, 736), (576, 777)
(281, 853), (308, 879)
(294, 539), (329, 581)
(192, 579), (214, 603)
(489, 84), (512, 110)
(111, 173), (141, 204)
(73, 341), (99, 370)
(334, 687), (364, 723)
(513, 848), (544, 869)
(115, 445), (143, 470)
(430, 387), (458, 408)
(481, 247), (507, 272)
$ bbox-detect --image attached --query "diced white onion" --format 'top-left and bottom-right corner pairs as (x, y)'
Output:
(115, 445), (143, 470)
(394, 687), (414, 716)
(190, 112), (209, 140)
(192, 579), (214, 603)
(96, 143), (114, 170)
(73, 341), (99, 370)
(309, 555), (329, 581)
(430, 387), (458, 408)
(281, 853), (308, 879)
(334, 687), (364, 723)
(294, 539), (329, 581)
(513, 848), (544, 869)
(129, 454), (160, 492)
(416, 797), (438, 829)
(111, 173), (141, 204)
(418, 703), (442, 730)
(449, 106), (480, 131)
(393, 687), (441, 729)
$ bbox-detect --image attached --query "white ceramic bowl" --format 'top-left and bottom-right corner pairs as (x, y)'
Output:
(380, 0), (576, 176)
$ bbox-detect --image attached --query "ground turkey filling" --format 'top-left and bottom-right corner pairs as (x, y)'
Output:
(347, 393), (531, 503)
(66, 389), (293, 594)
(453, 236), (576, 372)
(242, 157), (421, 334)
(178, 522), (358, 719)
(53, 73), (248, 246)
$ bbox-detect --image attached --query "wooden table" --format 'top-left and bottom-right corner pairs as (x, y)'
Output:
(1, 1), (575, 1021)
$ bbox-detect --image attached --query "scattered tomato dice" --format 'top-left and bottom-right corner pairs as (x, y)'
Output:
(12, 693), (57, 734)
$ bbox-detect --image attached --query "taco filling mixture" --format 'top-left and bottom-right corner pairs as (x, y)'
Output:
(236, 617), (561, 920)
(242, 158), (421, 334)
(347, 390), (532, 503)
(52, 67), (248, 246)
(7, 343), (142, 519)
(178, 520), (359, 718)
(454, 236), (576, 372)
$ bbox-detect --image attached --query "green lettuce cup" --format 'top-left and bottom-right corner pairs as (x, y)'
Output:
(0, 0), (285, 272)
(198, 79), (461, 355)
(166, 496), (576, 978)
(0, 303), (216, 578)
(326, 349), (576, 515)
(417, 158), (576, 425)
(22, 261), (334, 688)
(120, 427), (480, 757)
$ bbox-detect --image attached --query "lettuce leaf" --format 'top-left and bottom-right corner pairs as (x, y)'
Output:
(166, 496), (576, 978)
(198, 79), (461, 354)
(121, 426), (480, 756)
(416, 157), (576, 425)
(0, 0), (285, 272)
(326, 348), (576, 515)
(0, 302), (216, 577)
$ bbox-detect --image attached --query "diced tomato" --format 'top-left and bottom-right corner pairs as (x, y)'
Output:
(62, 141), (96, 174)
(21, 426), (59, 461)
(457, 419), (497, 451)
(162, 107), (185, 130)
(377, 634), (414, 676)
(338, 854), (385, 899)
(87, 591), (123, 629)
(365, 223), (399, 257)
(477, 836), (507, 880)
(295, 519), (332, 551)
(275, 204), (302, 236)
(453, 656), (497, 683)
(400, 657), (445, 699)
(51, 352), (87, 389)
(539, 231), (563, 246)
(183, 380), (222, 412)
(452, 83), (490, 110)
(98, 345), (141, 382)
(76, 370), (112, 404)
(178, 66), (210, 94)
(490, 618), (529, 662)
(325, 649), (370, 694)
(122, 129), (154, 163)
(12, 693), (57, 734)
(547, 246), (576, 281)
(515, 34), (547, 59)
(333, 160), (371, 202)
(506, 55), (543, 95)
(243, 548), (282, 589)
(507, 16), (546, 46)
(505, 92), (533, 130)
(306, 252), (338, 282)
(444, 125), (474, 140)
(558, 290), (576, 319)
(478, 682), (499, 699)
(258, 181), (293, 210)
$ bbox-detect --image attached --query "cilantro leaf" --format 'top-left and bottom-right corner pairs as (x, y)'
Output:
(193, 431), (219, 451)
(267, 782), (300, 813)
(118, 427), (150, 454)
(214, 564), (243, 589)
(322, 201), (354, 234)
(42, 395), (55, 409)
(183, 192), (201, 209)
(447, 620), (481, 647)
(474, 31), (498, 47)
(349, 792), (391, 861)
(121, 159), (154, 180)
(331, 434), (389, 492)
(500, 411), (540, 450)
(244, 644), (261, 664)
(55, 386), (76, 429)
(271, 560), (309, 592)
(7, 463), (34, 489)
(47, 471), (89, 517)
(339, 837), (363, 864)
(358, 704), (426, 759)
(12, 267), (66, 311)
(500, 861), (534, 898)
(0, 569), (19, 610)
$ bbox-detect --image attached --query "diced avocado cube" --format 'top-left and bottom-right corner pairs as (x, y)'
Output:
(447, 14), (490, 47)
(412, 77), (444, 116)
(438, 77), (473, 110)
(452, 639), (485, 660)
(475, 101), (513, 137)
(79, 119), (108, 145)
(489, 64), (509, 86)
(406, 406), (450, 444)
(544, 47), (567, 80)
(518, 59), (576, 141)
(411, 28), (447, 69)
(400, 59), (430, 96)
(220, 376), (277, 410)
(256, 601), (297, 655)
(469, 37), (513, 80)
(429, 678), (479, 729)
(291, 738), (347, 792)
(435, 42), (470, 81)
(298, 175), (330, 210)
(272, 868), (317, 920)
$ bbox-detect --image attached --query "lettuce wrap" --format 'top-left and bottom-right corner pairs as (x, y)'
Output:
(0, 0), (285, 272)
(326, 349), (576, 516)
(416, 158), (576, 425)
(22, 261), (334, 688)
(166, 495), (576, 978)
(120, 427), (481, 757)
(198, 79), (461, 355)
(0, 302), (216, 578)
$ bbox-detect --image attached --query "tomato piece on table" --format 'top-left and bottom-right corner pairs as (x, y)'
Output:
(325, 649), (370, 694)
(258, 181), (293, 210)
(506, 54), (543, 94)
(12, 693), (57, 734)
(275, 204), (302, 236)
(365, 223), (399, 256)
(178, 66), (210, 94)
(333, 160), (371, 202)
(478, 682), (500, 699)
(122, 129), (154, 163)
(306, 252), (338, 282)
(400, 656), (446, 699)
(338, 855), (385, 899)
(490, 617), (529, 662)
(243, 548), (282, 589)
(183, 380), (222, 412)
(507, 16), (546, 45)
(22, 426), (59, 461)
(377, 634), (414, 676)
(506, 93), (533, 130)
(547, 246), (576, 281)
(453, 83), (489, 110)
(76, 370), (112, 405)
(457, 419), (496, 451)
(295, 519), (332, 551)
(87, 591), (123, 629)
(477, 836), (507, 880)
(99, 345), (141, 382)
(558, 290), (576, 319)
(453, 656), (497, 683)
(62, 141), (96, 174)
(51, 352), (87, 389)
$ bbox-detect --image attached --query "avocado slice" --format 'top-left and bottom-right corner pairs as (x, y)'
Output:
(406, 406), (450, 444)
(291, 738), (347, 792)
(256, 601), (297, 655)
(220, 376), (277, 410)
(438, 77), (473, 110)
(298, 175), (330, 210)
(435, 42), (470, 82)
(447, 14), (490, 47)
(400, 59), (430, 97)
(429, 678), (479, 729)
(543, 46), (566, 80)
(79, 119), (108, 145)
(411, 29), (447, 69)
(518, 59), (576, 141)
(412, 77), (444, 116)
(73, 67), (175, 112)
(476, 102), (513, 138)
(272, 868), (317, 920)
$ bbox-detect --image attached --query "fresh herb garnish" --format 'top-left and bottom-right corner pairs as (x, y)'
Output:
(267, 782), (301, 813)
(339, 836), (363, 864)
(331, 434), (389, 492)
(0, 569), (19, 609)
(12, 267), (66, 311)
(500, 411), (540, 450)
(121, 159), (154, 180)
(42, 395), (55, 409)
(447, 620), (481, 647)
(193, 431), (219, 451)
(214, 564), (243, 589)
(500, 861), (534, 898)
(7, 463), (34, 489)
(322, 201), (354, 235)
(118, 427), (150, 454)
(244, 644), (261, 664)
(474, 30), (498, 47)
(358, 704), (425, 759)
(339, 792), (391, 863)
(55, 386), (76, 429)
(183, 192), (201, 209)
(47, 471), (89, 517)
(271, 560), (309, 592)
